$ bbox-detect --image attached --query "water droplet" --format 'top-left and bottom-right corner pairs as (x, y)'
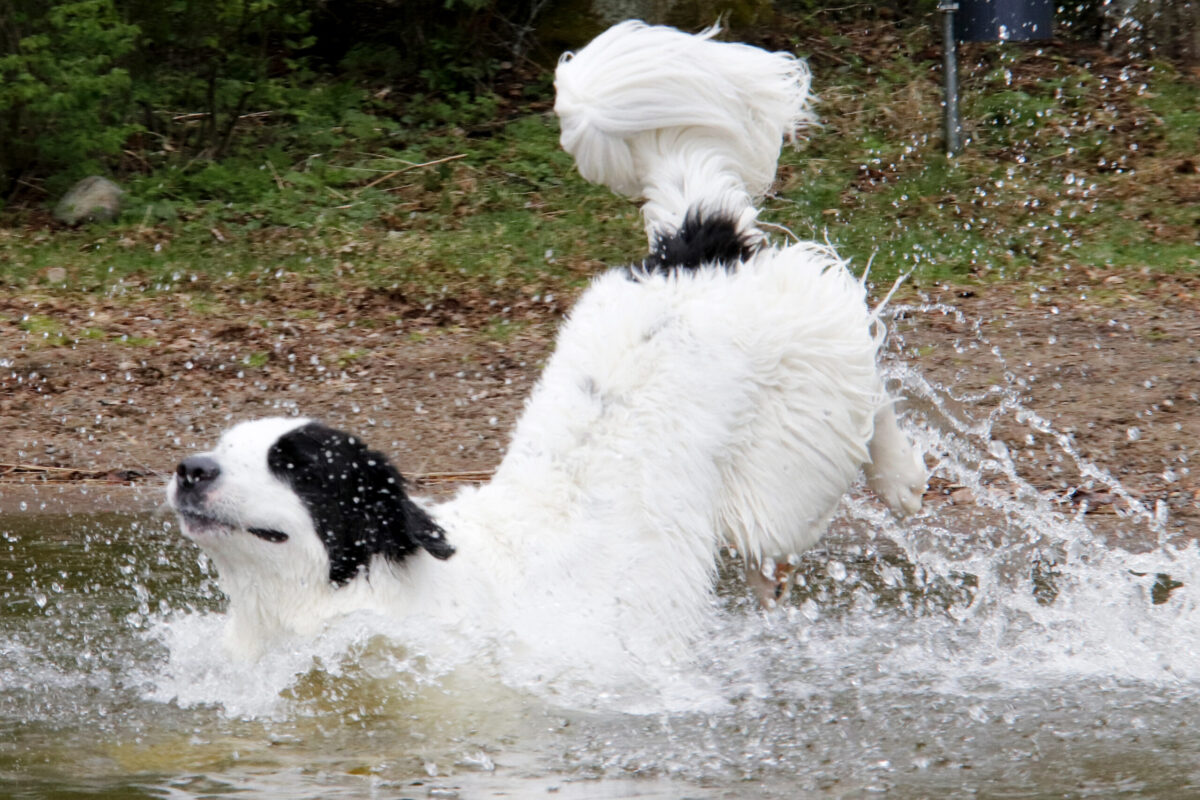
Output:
(800, 599), (820, 621)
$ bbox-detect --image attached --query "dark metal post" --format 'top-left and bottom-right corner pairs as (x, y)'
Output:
(939, 1), (961, 156)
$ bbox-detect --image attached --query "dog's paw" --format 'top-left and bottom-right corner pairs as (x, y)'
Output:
(746, 557), (796, 610)
(867, 447), (926, 519)
(866, 404), (927, 519)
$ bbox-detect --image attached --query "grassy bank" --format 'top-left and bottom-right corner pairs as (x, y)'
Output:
(2, 22), (1197, 308)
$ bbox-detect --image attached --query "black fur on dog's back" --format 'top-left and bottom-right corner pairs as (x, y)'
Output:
(267, 422), (454, 585)
(641, 212), (758, 274)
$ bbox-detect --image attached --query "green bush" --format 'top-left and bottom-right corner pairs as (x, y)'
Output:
(0, 0), (597, 207)
(120, 0), (315, 159)
(0, 0), (139, 199)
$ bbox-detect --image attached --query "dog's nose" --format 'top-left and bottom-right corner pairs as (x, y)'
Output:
(176, 455), (221, 491)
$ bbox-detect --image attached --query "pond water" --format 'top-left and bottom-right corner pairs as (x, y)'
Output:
(4, 305), (1200, 798)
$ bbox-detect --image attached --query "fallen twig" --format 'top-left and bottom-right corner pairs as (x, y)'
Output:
(0, 463), (157, 485)
(0, 462), (493, 487)
(410, 470), (493, 485)
(354, 154), (467, 194)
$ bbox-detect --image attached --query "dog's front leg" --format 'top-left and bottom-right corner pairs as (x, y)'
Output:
(865, 402), (926, 517)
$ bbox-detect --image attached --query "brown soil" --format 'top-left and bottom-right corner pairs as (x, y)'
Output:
(895, 271), (1200, 539)
(2, 271), (1198, 536)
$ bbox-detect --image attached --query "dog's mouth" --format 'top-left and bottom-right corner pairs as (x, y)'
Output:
(175, 508), (289, 543)
(176, 508), (229, 537)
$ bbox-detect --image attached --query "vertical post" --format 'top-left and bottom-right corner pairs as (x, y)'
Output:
(939, 1), (961, 156)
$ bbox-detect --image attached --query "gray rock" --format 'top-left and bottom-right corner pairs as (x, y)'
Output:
(54, 176), (124, 225)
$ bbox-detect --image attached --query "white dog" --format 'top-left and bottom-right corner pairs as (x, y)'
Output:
(166, 21), (926, 670)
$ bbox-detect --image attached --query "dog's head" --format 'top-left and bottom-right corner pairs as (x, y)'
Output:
(167, 418), (454, 588)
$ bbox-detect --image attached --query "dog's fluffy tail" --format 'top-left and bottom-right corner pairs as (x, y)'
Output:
(554, 20), (813, 256)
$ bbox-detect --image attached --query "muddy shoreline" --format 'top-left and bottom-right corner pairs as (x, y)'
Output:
(3, 273), (1198, 535)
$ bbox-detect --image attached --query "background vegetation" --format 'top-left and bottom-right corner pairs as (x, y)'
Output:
(0, 0), (1196, 296)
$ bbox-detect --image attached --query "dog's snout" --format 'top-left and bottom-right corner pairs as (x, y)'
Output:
(177, 455), (221, 491)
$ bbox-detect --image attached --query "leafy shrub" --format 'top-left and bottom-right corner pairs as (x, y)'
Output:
(120, 0), (315, 159)
(0, 0), (139, 199)
(182, 161), (278, 203)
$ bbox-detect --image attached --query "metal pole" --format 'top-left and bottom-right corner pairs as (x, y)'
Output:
(939, 1), (961, 156)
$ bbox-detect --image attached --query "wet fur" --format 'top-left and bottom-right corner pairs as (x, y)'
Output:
(166, 21), (926, 668)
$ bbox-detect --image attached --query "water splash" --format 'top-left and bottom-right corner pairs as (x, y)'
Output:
(778, 299), (1200, 694)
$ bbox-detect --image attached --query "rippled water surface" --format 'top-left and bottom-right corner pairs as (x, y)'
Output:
(4, 323), (1200, 798)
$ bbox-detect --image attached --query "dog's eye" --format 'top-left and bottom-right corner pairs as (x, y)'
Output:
(248, 527), (289, 543)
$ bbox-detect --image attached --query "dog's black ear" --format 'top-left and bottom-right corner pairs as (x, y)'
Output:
(267, 422), (454, 585)
(367, 455), (457, 563)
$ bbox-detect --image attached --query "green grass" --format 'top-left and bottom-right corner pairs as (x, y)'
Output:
(17, 314), (68, 346)
(481, 317), (527, 343)
(1145, 64), (1200, 154)
(766, 40), (1200, 284)
(243, 352), (271, 368)
(2, 28), (1197, 303)
(0, 113), (639, 303)
(14, 313), (159, 348)
(334, 348), (367, 367)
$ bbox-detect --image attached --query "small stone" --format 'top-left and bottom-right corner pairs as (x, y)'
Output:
(948, 487), (975, 504)
(54, 176), (124, 226)
(45, 267), (68, 284)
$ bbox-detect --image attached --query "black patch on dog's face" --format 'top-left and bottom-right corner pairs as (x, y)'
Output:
(642, 211), (757, 274)
(267, 422), (454, 585)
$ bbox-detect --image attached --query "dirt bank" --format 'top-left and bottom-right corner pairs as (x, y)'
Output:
(2, 270), (1198, 534)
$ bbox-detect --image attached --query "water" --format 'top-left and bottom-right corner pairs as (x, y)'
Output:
(4, 309), (1200, 798)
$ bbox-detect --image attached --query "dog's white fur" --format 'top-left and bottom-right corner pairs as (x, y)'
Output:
(555, 21), (814, 246)
(167, 21), (926, 670)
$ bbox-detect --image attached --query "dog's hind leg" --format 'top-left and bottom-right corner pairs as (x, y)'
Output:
(865, 402), (926, 517)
